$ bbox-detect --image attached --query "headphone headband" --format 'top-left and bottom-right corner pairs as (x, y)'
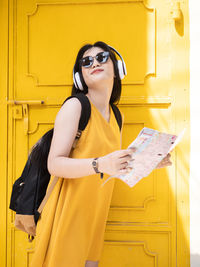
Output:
(107, 45), (127, 76)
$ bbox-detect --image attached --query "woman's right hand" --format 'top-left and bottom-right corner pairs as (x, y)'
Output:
(98, 147), (136, 176)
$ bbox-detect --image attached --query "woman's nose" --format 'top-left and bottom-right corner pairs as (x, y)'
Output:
(92, 57), (100, 68)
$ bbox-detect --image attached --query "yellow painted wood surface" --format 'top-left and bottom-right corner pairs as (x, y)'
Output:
(0, 0), (190, 266)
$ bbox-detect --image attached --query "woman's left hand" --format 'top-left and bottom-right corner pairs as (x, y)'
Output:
(155, 153), (172, 169)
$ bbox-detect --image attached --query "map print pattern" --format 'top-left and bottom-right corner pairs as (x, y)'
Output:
(101, 127), (185, 188)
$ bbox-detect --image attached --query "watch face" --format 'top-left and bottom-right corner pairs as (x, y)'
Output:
(92, 160), (97, 167)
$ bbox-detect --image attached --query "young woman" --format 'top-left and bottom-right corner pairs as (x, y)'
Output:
(30, 41), (171, 267)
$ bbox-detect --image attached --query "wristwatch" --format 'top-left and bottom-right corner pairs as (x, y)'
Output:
(92, 157), (104, 179)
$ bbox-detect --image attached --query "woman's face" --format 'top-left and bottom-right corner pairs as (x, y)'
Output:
(80, 46), (115, 88)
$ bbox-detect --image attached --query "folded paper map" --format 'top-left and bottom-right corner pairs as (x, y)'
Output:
(101, 127), (185, 188)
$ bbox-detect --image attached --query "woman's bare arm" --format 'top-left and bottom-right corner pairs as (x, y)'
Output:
(47, 97), (96, 178)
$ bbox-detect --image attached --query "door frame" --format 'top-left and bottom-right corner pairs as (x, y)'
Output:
(0, 0), (9, 267)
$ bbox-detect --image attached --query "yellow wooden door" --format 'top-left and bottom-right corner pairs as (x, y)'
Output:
(0, 0), (189, 266)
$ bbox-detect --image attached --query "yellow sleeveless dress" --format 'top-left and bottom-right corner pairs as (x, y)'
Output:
(30, 98), (122, 267)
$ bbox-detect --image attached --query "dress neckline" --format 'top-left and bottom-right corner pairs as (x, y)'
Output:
(85, 95), (112, 125)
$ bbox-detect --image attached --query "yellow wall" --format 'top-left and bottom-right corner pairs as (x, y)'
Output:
(0, 0), (190, 266)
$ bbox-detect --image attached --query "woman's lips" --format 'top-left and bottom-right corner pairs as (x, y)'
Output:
(91, 69), (104, 74)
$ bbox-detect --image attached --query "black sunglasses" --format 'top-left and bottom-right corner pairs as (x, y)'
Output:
(80, 51), (110, 68)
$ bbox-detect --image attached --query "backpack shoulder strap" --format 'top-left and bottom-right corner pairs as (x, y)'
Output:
(38, 176), (59, 213)
(110, 103), (122, 131)
(62, 93), (91, 131)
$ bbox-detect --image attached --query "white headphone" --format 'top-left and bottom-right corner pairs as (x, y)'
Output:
(73, 45), (127, 91)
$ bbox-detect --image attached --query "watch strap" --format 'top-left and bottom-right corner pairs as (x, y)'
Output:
(92, 157), (100, 173)
(92, 157), (104, 179)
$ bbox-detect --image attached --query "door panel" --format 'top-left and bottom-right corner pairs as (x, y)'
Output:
(5, 0), (189, 266)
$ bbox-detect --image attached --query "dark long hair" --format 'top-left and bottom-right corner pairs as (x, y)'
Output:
(71, 41), (122, 105)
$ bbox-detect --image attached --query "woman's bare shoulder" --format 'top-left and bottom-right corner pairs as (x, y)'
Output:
(56, 97), (82, 122)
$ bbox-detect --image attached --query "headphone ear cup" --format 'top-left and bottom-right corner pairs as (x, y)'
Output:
(117, 60), (125, 80)
(74, 72), (84, 90)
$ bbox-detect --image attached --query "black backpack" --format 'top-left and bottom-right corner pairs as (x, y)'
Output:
(9, 93), (122, 233)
